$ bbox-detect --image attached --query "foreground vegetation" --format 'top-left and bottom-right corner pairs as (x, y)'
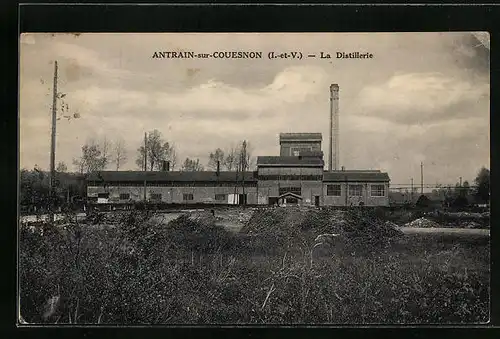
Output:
(19, 211), (490, 324)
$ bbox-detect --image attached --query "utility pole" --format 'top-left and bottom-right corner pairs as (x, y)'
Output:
(410, 178), (414, 203)
(215, 160), (220, 211)
(420, 162), (424, 195)
(241, 141), (246, 205)
(143, 132), (147, 202)
(49, 60), (58, 223)
(459, 176), (462, 186)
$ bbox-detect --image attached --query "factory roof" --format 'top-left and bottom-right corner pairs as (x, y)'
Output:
(87, 171), (258, 183)
(257, 156), (324, 167)
(279, 133), (322, 142)
(323, 171), (390, 182)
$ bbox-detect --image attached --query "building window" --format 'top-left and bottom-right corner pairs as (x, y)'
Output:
(327, 184), (341, 196)
(215, 194), (226, 201)
(183, 193), (194, 201)
(97, 193), (109, 198)
(258, 175), (322, 181)
(291, 147), (312, 155)
(349, 185), (363, 197)
(119, 193), (130, 200)
(371, 184), (385, 197)
(150, 193), (162, 201)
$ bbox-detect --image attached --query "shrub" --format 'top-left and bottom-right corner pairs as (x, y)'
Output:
(19, 210), (489, 324)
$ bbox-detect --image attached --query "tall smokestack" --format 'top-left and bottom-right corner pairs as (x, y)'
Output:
(329, 84), (340, 171)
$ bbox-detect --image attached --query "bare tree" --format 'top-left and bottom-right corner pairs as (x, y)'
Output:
(100, 137), (112, 170)
(56, 161), (68, 173)
(113, 138), (128, 170)
(168, 143), (178, 170)
(136, 130), (177, 171)
(73, 139), (110, 174)
(208, 148), (225, 170)
(236, 140), (255, 171)
(181, 158), (204, 171)
(223, 146), (238, 171)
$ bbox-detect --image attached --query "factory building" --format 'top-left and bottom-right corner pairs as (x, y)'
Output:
(87, 132), (389, 207)
(87, 171), (259, 206)
(86, 84), (390, 207)
(279, 133), (322, 156)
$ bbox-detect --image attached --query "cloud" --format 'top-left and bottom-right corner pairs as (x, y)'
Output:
(19, 33), (490, 186)
(69, 65), (327, 118)
(51, 41), (138, 84)
(356, 72), (489, 124)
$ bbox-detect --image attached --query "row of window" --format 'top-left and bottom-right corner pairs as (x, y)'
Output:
(96, 184), (385, 200)
(326, 184), (386, 197)
(88, 181), (257, 187)
(98, 192), (228, 202)
(258, 175), (323, 181)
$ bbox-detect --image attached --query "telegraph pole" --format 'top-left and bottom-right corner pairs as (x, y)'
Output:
(143, 132), (147, 202)
(420, 162), (424, 194)
(49, 61), (58, 223)
(410, 178), (414, 203)
(242, 141), (246, 205)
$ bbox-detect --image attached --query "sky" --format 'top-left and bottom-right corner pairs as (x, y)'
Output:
(19, 32), (490, 187)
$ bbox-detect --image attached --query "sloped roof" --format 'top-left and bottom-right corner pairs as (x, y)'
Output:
(323, 171), (390, 182)
(257, 156), (324, 167)
(279, 133), (322, 142)
(278, 192), (303, 199)
(87, 171), (258, 183)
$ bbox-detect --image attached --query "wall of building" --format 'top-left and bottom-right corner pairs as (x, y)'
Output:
(280, 142), (321, 156)
(87, 180), (389, 207)
(257, 180), (323, 205)
(88, 185), (259, 204)
(322, 182), (389, 207)
(258, 166), (323, 176)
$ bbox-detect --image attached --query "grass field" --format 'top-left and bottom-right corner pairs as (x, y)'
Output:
(18, 209), (490, 325)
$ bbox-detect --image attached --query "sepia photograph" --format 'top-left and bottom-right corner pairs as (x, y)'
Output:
(18, 32), (490, 325)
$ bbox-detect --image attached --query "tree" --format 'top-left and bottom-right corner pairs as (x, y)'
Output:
(416, 194), (431, 208)
(167, 143), (178, 170)
(181, 158), (204, 171)
(113, 139), (128, 170)
(72, 139), (110, 174)
(208, 148), (225, 170)
(19, 168), (50, 211)
(100, 137), (111, 170)
(462, 180), (470, 196)
(223, 146), (238, 171)
(56, 161), (68, 173)
(136, 130), (177, 171)
(236, 140), (255, 172)
(474, 167), (490, 203)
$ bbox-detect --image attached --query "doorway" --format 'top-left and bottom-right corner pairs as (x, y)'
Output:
(314, 196), (320, 207)
(268, 197), (278, 206)
(238, 194), (247, 205)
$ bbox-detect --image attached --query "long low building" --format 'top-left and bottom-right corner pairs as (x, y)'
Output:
(86, 165), (390, 207)
(86, 132), (390, 207)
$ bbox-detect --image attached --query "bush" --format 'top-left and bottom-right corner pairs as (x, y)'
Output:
(416, 195), (431, 208)
(19, 209), (489, 324)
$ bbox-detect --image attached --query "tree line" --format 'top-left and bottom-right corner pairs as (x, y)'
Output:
(67, 129), (255, 173)
(391, 167), (490, 206)
(19, 129), (256, 212)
